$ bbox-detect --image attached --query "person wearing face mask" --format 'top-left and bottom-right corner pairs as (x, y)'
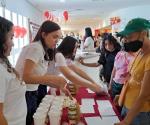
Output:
(114, 18), (150, 125)
(109, 41), (135, 100)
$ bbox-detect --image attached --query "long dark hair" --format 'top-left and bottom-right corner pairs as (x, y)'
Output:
(33, 20), (60, 61)
(102, 34), (121, 53)
(85, 27), (93, 39)
(0, 16), (15, 71)
(57, 36), (77, 60)
(0, 16), (13, 58)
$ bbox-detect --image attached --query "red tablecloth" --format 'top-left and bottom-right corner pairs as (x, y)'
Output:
(48, 87), (121, 125)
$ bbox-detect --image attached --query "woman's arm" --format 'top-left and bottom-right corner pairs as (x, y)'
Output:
(58, 65), (101, 93)
(68, 64), (96, 84)
(109, 67), (116, 90)
(115, 70), (150, 125)
(23, 59), (67, 89)
(0, 103), (7, 125)
(78, 58), (100, 67)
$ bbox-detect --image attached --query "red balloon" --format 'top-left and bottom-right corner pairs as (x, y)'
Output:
(13, 26), (21, 38)
(49, 12), (52, 21)
(13, 26), (27, 38)
(44, 11), (49, 18)
(63, 10), (68, 21)
(20, 27), (27, 38)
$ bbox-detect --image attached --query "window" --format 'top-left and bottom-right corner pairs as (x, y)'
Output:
(4, 8), (29, 66)
(0, 7), (3, 17)
(5, 9), (11, 20)
(23, 16), (29, 46)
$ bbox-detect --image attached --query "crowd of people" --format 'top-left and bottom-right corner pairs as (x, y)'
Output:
(0, 16), (150, 125)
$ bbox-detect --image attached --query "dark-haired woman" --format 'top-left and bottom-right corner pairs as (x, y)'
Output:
(15, 21), (68, 125)
(0, 16), (26, 125)
(79, 35), (121, 85)
(48, 36), (103, 94)
(83, 27), (95, 52)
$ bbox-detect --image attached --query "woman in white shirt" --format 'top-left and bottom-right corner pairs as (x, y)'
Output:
(0, 17), (26, 125)
(83, 27), (94, 51)
(15, 21), (68, 125)
(48, 36), (104, 93)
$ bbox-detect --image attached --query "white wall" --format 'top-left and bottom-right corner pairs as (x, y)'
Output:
(4, 0), (42, 24)
(104, 5), (150, 32)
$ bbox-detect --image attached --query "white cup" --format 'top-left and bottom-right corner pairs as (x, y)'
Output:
(50, 105), (62, 112)
(52, 101), (64, 107)
(39, 103), (50, 110)
(33, 113), (47, 125)
(42, 97), (53, 104)
(49, 111), (61, 125)
(36, 107), (49, 115)
(51, 88), (57, 95)
(60, 90), (65, 96)
(45, 95), (54, 98)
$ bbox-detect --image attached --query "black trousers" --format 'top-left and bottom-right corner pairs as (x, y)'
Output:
(37, 85), (47, 106)
(25, 91), (38, 125)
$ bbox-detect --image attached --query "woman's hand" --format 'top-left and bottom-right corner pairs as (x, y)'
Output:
(61, 83), (73, 100)
(78, 57), (84, 64)
(124, 73), (131, 83)
(113, 95), (120, 106)
(91, 84), (101, 92)
(58, 76), (67, 89)
(108, 82), (112, 92)
(90, 84), (107, 95)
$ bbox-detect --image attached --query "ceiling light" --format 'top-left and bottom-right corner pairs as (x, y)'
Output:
(60, 0), (66, 3)
(92, 0), (104, 2)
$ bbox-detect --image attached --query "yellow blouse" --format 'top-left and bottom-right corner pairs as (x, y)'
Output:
(124, 52), (150, 112)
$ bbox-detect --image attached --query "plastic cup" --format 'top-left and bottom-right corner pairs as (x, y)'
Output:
(33, 112), (47, 125)
(48, 111), (61, 125)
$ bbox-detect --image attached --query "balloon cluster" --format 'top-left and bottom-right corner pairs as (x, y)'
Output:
(13, 26), (27, 38)
(44, 10), (69, 22)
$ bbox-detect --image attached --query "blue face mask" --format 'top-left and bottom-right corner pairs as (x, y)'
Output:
(124, 40), (143, 52)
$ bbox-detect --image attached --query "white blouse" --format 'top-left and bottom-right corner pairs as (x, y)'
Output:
(0, 63), (27, 125)
(15, 41), (48, 91)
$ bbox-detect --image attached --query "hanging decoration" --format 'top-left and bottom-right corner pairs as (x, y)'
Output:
(20, 27), (27, 38)
(13, 26), (27, 38)
(43, 10), (59, 22)
(95, 29), (100, 37)
(110, 17), (121, 25)
(44, 11), (50, 19)
(13, 26), (21, 38)
(63, 10), (69, 21)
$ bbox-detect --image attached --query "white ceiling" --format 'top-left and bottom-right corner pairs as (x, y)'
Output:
(26, 0), (150, 32)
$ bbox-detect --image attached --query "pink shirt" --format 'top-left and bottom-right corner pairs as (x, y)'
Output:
(113, 51), (134, 84)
